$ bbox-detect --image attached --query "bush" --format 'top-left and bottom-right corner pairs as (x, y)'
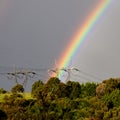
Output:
(31, 80), (44, 98)
(81, 82), (97, 97)
(101, 89), (120, 108)
(66, 81), (81, 99)
(0, 88), (7, 94)
(96, 83), (106, 98)
(11, 84), (24, 93)
(104, 78), (120, 94)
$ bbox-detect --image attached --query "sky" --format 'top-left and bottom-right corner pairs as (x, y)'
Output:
(0, 0), (120, 91)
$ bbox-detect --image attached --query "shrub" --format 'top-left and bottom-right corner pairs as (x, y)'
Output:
(0, 88), (7, 94)
(11, 84), (24, 93)
(31, 80), (44, 96)
(101, 89), (120, 108)
(81, 82), (97, 97)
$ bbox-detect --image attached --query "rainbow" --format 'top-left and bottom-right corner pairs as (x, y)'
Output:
(58, 0), (112, 80)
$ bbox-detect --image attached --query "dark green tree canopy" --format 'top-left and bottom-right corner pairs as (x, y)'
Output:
(0, 88), (7, 94)
(1, 77), (120, 120)
(31, 80), (44, 100)
(11, 84), (24, 93)
(66, 81), (81, 99)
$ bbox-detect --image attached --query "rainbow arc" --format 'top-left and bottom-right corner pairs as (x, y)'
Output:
(57, 0), (112, 80)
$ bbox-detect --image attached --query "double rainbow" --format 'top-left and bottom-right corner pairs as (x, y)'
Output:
(58, 0), (112, 80)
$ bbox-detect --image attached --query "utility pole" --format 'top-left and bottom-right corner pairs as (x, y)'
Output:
(7, 65), (19, 84)
(61, 67), (79, 82)
(13, 64), (18, 84)
(48, 60), (79, 83)
(4, 65), (37, 90)
(48, 59), (59, 78)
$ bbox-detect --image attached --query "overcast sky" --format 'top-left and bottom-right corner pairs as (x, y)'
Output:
(0, 0), (120, 90)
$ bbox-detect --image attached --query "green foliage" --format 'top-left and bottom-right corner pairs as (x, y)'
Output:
(96, 83), (106, 98)
(103, 78), (120, 94)
(31, 80), (44, 99)
(11, 84), (24, 93)
(31, 80), (43, 94)
(40, 77), (61, 101)
(101, 89), (120, 108)
(66, 81), (81, 99)
(54, 82), (69, 98)
(81, 82), (97, 97)
(96, 78), (120, 98)
(1, 77), (120, 120)
(14, 98), (31, 107)
(46, 77), (60, 85)
(0, 88), (7, 94)
(103, 107), (120, 120)
(31, 78), (60, 100)
(10, 93), (23, 99)
(42, 77), (60, 94)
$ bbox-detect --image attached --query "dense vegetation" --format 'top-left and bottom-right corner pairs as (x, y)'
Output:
(0, 77), (120, 120)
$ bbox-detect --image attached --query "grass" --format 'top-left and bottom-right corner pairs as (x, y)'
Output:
(0, 93), (11, 102)
(0, 92), (33, 102)
(21, 92), (33, 99)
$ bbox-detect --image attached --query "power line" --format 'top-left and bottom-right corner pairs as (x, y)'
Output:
(0, 65), (43, 90)
(48, 65), (101, 83)
(0, 65), (102, 83)
(78, 70), (102, 82)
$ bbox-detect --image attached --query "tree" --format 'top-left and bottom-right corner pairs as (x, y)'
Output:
(11, 84), (24, 93)
(0, 88), (7, 94)
(103, 78), (120, 94)
(54, 82), (69, 98)
(41, 77), (60, 100)
(46, 77), (60, 85)
(101, 89), (120, 109)
(31, 80), (44, 98)
(81, 82), (97, 98)
(66, 81), (81, 99)
(96, 83), (106, 98)
(96, 78), (120, 98)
